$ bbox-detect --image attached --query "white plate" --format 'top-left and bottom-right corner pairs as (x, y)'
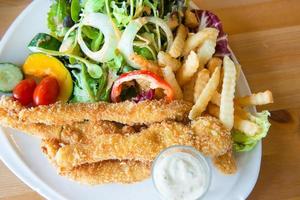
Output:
(0, 0), (261, 199)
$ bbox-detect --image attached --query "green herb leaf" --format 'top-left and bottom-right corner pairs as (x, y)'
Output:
(83, 0), (105, 13)
(82, 26), (100, 40)
(47, 0), (71, 38)
(110, 1), (132, 27)
(106, 52), (126, 71)
(71, 63), (108, 103)
(91, 32), (104, 52)
(134, 46), (154, 60)
(71, 0), (81, 22)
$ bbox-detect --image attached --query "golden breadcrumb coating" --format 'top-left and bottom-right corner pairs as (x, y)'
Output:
(0, 95), (238, 182)
(1, 97), (191, 125)
(61, 161), (151, 185)
(213, 150), (237, 174)
(41, 139), (62, 160)
(0, 107), (62, 139)
(0, 107), (125, 144)
(54, 121), (195, 169)
(191, 116), (232, 157)
(41, 139), (151, 184)
(0, 96), (23, 113)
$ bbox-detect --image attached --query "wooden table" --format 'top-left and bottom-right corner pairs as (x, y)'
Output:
(0, 0), (300, 199)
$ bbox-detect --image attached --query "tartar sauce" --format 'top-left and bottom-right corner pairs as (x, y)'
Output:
(152, 147), (210, 200)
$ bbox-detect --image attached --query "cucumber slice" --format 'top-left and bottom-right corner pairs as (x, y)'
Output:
(28, 33), (61, 51)
(0, 63), (23, 92)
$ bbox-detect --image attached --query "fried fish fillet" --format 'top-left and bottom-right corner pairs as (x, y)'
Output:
(62, 160), (151, 185)
(54, 121), (195, 169)
(54, 118), (232, 169)
(0, 106), (124, 144)
(41, 139), (151, 184)
(191, 116), (232, 157)
(0, 97), (192, 125)
(0, 107), (62, 139)
(212, 150), (237, 174)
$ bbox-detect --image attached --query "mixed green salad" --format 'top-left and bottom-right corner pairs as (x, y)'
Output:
(33, 0), (193, 103)
(0, 0), (271, 152)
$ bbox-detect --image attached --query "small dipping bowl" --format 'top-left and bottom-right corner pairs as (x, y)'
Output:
(152, 146), (211, 200)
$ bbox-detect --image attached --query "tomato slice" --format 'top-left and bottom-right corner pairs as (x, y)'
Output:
(111, 70), (174, 103)
(13, 79), (36, 106)
(33, 76), (60, 106)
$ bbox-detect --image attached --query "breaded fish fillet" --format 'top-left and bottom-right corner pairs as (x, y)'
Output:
(62, 160), (151, 185)
(191, 116), (232, 157)
(53, 117), (232, 169)
(0, 106), (124, 144)
(0, 107), (62, 139)
(213, 150), (237, 174)
(41, 139), (151, 184)
(54, 121), (195, 169)
(0, 96), (192, 125)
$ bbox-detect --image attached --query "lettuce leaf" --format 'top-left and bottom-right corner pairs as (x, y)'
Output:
(232, 111), (271, 152)
(48, 0), (71, 38)
(105, 52), (134, 75)
(70, 64), (96, 103)
(110, 1), (132, 27)
(71, 0), (81, 22)
(83, 0), (105, 13)
(70, 63), (108, 103)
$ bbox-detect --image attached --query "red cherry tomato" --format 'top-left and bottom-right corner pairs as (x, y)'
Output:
(33, 76), (60, 106)
(13, 79), (36, 106)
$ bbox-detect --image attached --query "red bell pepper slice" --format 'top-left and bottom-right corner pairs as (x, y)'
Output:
(111, 70), (174, 102)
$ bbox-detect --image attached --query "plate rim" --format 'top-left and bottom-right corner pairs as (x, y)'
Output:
(0, 0), (261, 199)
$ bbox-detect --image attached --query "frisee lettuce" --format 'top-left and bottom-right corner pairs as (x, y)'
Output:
(110, 1), (132, 27)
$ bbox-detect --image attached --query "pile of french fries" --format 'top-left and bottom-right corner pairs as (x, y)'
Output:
(164, 15), (273, 136)
(131, 9), (274, 135)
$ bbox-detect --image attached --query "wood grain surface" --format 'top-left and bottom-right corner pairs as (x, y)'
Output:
(0, 0), (300, 199)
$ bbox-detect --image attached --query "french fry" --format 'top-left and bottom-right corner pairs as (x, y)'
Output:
(208, 104), (260, 136)
(183, 77), (196, 103)
(234, 115), (260, 136)
(211, 92), (221, 106)
(194, 69), (210, 103)
(184, 10), (198, 29)
(167, 14), (179, 30)
(207, 57), (222, 76)
(176, 51), (200, 86)
(219, 56), (237, 130)
(168, 24), (188, 58)
(235, 90), (274, 107)
(182, 28), (219, 56)
(157, 51), (181, 72)
(162, 66), (183, 99)
(207, 103), (220, 118)
(234, 105), (250, 119)
(130, 53), (161, 75)
(197, 39), (217, 68)
(217, 67), (224, 92)
(189, 66), (220, 120)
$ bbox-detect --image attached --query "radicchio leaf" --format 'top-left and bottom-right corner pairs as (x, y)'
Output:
(132, 89), (155, 103)
(194, 10), (231, 57)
